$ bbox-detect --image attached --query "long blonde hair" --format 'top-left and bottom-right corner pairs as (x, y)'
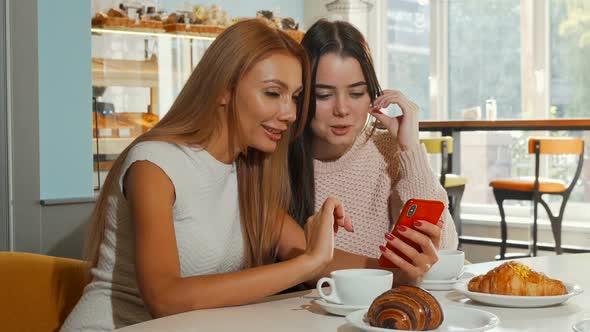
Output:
(85, 19), (311, 269)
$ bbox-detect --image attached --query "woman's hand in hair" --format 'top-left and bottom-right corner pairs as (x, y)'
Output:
(370, 90), (420, 151)
(303, 197), (354, 271)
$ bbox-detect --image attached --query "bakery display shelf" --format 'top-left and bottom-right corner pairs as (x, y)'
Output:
(92, 27), (217, 41)
(92, 57), (159, 88)
(92, 137), (135, 155)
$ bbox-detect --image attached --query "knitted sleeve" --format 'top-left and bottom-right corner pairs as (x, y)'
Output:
(387, 142), (459, 250)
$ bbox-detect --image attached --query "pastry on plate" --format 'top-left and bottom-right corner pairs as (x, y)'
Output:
(367, 285), (443, 330)
(468, 261), (567, 296)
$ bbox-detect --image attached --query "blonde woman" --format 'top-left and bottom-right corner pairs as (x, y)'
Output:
(61, 20), (357, 331)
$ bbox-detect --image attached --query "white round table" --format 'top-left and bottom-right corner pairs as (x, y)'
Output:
(116, 253), (590, 332)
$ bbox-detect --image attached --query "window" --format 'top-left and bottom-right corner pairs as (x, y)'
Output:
(374, 0), (590, 225)
(386, 0), (431, 117)
(448, 0), (522, 120)
(550, 0), (590, 119)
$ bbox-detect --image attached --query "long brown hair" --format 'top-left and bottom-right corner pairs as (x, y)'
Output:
(85, 19), (311, 269)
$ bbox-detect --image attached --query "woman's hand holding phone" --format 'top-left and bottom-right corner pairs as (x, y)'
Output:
(378, 199), (445, 283)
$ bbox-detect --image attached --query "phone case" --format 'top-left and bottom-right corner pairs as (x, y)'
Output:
(378, 198), (445, 268)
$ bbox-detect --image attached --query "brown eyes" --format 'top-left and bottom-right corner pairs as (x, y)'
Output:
(264, 91), (281, 98)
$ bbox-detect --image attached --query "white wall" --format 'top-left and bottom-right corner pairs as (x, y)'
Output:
(38, 0), (92, 200)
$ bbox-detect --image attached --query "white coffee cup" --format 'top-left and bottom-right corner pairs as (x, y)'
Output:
(316, 269), (393, 306)
(424, 249), (465, 280)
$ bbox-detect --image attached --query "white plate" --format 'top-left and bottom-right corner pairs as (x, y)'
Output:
(314, 299), (368, 316)
(346, 306), (499, 332)
(573, 318), (590, 332)
(421, 272), (476, 291)
(453, 279), (583, 308)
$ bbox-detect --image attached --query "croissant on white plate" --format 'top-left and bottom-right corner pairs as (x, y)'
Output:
(467, 261), (567, 296)
(367, 286), (443, 330)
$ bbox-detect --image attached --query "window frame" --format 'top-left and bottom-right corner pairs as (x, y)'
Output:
(0, 0), (11, 251)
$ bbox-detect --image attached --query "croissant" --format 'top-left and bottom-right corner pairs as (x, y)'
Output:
(468, 261), (567, 296)
(367, 286), (443, 330)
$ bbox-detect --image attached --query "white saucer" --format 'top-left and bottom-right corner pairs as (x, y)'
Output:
(454, 280), (583, 308)
(314, 298), (368, 316)
(346, 306), (499, 332)
(573, 318), (590, 332)
(421, 272), (475, 291)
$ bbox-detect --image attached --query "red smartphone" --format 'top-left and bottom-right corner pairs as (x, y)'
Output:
(378, 198), (445, 268)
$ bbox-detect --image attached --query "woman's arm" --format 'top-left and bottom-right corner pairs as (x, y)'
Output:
(391, 145), (459, 250)
(126, 161), (326, 317)
(277, 209), (442, 287)
(371, 89), (458, 249)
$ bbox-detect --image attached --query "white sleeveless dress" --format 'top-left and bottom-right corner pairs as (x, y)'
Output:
(60, 141), (245, 331)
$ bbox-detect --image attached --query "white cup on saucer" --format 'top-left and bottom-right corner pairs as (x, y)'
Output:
(316, 269), (393, 306)
(424, 249), (465, 281)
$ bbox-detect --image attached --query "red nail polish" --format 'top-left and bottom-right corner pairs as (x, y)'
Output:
(414, 220), (422, 227)
(385, 233), (394, 240)
(398, 225), (407, 232)
(379, 245), (387, 252)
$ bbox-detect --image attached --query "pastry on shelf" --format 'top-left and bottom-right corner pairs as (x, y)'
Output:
(280, 17), (299, 30)
(283, 29), (304, 43)
(135, 6), (164, 31)
(367, 286), (443, 331)
(163, 12), (185, 32)
(467, 261), (567, 296)
(92, 7), (135, 28)
(256, 10), (279, 28)
(278, 17), (303, 42)
(202, 5), (231, 26)
(183, 5), (229, 36)
(107, 7), (127, 18)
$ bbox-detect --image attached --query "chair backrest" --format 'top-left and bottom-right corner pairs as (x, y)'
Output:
(527, 137), (585, 195)
(527, 137), (584, 155)
(0, 252), (89, 332)
(420, 136), (454, 154)
(420, 136), (454, 186)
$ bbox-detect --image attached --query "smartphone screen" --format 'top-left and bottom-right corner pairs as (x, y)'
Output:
(378, 198), (445, 268)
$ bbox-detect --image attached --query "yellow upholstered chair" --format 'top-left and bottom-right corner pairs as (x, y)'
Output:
(489, 137), (585, 259)
(0, 252), (89, 332)
(420, 137), (468, 238)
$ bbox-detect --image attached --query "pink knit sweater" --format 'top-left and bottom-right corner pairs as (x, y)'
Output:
(314, 130), (459, 258)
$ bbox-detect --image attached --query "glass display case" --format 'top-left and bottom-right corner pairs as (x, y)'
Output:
(91, 28), (215, 189)
(90, 2), (304, 190)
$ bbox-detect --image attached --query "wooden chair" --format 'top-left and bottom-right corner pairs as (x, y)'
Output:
(0, 252), (89, 332)
(420, 137), (468, 238)
(489, 137), (584, 259)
